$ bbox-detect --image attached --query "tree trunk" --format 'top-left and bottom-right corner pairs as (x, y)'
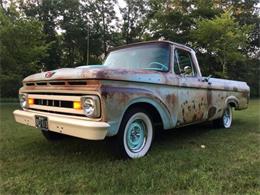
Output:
(101, 3), (107, 56)
(222, 56), (228, 79)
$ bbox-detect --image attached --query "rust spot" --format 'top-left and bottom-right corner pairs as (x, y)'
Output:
(207, 90), (212, 105)
(101, 91), (109, 99)
(197, 112), (204, 120)
(166, 94), (176, 104)
(241, 91), (248, 98)
(96, 70), (110, 79)
(233, 87), (238, 92)
(208, 107), (217, 119)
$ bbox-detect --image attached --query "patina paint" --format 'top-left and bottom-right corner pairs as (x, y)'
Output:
(19, 41), (250, 137)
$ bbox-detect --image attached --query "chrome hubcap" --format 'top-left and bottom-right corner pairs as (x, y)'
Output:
(223, 107), (232, 127)
(126, 119), (147, 153)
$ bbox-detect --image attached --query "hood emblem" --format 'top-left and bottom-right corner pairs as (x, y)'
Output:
(45, 71), (55, 78)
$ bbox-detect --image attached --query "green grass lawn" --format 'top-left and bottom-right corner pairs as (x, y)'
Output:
(1, 100), (259, 194)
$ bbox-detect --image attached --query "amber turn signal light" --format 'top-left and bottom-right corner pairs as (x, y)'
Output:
(73, 101), (81, 110)
(28, 98), (34, 105)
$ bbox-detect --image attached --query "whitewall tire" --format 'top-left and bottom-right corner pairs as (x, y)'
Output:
(213, 105), (233, 128)
(117, 108), (154, 159)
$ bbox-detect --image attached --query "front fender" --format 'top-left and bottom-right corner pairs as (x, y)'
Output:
(107, 96), (173, 136)
(122, 96), (173, 129)
(101, 85), (174, 136)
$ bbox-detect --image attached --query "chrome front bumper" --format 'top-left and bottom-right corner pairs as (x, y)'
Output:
(13, 110), (109, 140)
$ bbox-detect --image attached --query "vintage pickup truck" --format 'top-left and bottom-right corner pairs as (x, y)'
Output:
(14, 40), (249, 159)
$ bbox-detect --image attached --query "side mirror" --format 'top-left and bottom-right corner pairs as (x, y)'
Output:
(202, 75), (212, 82)
(184, 66), (192, 75)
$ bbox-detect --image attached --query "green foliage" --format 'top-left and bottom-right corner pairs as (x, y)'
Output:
(120, 0), (149, 44)
(0, 0), (259, 97)
(243, 59), (260, 97)
(20, 0), (62, 70)
(147, 0), (193, 43)
(0, 7), (49, 97)
(20, 0), (119, 67)
(192, 12), (253, 78)
(1, 100), (260, 193)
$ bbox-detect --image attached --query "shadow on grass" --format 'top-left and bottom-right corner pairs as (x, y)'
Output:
(19, 122), (218, 162)
(155, 122), (213, 142)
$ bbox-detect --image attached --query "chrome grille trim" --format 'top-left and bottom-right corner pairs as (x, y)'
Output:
(27, 94), (84, 115)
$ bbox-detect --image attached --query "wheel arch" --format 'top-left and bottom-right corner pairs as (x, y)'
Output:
(225, 96), (239, 110)
(120, 97), (172, 131)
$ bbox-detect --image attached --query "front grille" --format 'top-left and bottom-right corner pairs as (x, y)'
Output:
(27, 94), (84, 115)
(25, 80), (87, 87)
(34, 99), (73, 108)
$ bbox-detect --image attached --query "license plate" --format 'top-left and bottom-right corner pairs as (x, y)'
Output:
(35, 115), (48, 130)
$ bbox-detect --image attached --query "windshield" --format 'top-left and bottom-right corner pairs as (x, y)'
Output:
(103, 43), (170, 72)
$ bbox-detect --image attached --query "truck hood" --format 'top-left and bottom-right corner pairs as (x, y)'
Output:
(23, 65), (166, 84)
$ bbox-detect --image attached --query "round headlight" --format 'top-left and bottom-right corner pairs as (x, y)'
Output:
(83, 98), (95, 116)
(19, 94), (27, 108)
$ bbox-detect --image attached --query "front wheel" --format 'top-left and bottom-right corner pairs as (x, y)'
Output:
(213, 105), (233, 128)
(117, 108), (154, 159)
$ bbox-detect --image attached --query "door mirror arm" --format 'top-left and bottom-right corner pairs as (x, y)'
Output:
(202, 75), (212, 83)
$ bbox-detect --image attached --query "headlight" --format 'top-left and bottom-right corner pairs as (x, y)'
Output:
(19, 94), (27, 109)
(82, 96), (100, 118)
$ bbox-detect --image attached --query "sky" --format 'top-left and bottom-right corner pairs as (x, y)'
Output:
(118, 0), (126, 7)
(115, 0), (126, 21)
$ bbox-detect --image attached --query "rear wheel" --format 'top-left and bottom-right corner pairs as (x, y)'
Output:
(213, 105), (233, 128)
(117, 108), (154, 159)
(41, 130), (66, 141)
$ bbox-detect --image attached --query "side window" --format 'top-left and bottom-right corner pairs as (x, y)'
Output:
(174, 49), (197, 76)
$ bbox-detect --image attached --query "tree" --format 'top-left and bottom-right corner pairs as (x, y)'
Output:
(84, 0), (117, 55)
(147, 0), (194, 43)
(120, 0), (149, 44)
(192, 12), (253, 78)
(0, 6), (49, 97)
(58, 0), (84, 67)
(20, 0), (62, 70)
(225, 0), (259, 56)
(0, 0), (259, 97)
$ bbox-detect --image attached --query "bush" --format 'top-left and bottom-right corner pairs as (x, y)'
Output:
(0, 74), (22, 98)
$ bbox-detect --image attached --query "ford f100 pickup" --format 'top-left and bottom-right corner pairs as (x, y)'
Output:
(14, 40), (250, 159)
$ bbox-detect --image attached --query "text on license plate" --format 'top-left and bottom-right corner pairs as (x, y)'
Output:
(35, 115), (48, 130)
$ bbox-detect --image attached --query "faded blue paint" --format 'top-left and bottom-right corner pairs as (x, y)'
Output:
(18, 40), (250, 140)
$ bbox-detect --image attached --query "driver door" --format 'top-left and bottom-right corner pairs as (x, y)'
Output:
(174, 48), (208, 126)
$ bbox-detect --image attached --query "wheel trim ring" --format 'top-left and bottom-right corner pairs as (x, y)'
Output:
(123, 112), (153, 158)
(126, 120), (147, 153)
(223, 107), (232, 128)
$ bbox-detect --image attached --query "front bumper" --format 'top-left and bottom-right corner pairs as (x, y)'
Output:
(13, 110), (109, 140)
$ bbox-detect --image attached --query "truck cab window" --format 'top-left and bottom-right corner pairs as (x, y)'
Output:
(174, 49), (197, 76)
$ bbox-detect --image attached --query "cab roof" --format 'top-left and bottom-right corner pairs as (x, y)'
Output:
(108, 40), (194, 53)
